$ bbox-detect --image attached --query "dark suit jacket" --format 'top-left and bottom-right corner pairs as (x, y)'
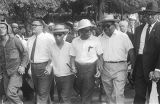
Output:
(134, 22), (160, 80)
(127, 31), (134, 45)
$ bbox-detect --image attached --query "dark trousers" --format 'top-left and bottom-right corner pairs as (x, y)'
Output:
(0, 78), (4, 99)
(50, 76), (54, 101)
(31, 62), (53, 104)
(22, 64), (34, 101)
(55, 74), (75, 104)
(75, 62), (96, 104)
(133, 55), (152, 104)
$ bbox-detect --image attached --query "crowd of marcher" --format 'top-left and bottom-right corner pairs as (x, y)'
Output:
(0, 1), (160, 104)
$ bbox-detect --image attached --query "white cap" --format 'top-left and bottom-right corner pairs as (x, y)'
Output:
(77, 19), (93, 30)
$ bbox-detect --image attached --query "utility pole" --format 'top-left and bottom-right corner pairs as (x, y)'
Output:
(97, 0), (104, 21)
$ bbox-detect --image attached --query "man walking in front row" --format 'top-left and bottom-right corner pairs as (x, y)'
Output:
(98, 14), (135, 104)
(70, 19), (103, 104)
(133, 1), (160, 104)
(0, 21), (28, 104)
(53, 24), (75, 104)
(27, 19), (57, 104)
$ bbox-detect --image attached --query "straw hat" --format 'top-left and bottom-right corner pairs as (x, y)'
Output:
(140, 1), (160, 14)
(53, 24), (69, 33)
(99, 14), (120, 23)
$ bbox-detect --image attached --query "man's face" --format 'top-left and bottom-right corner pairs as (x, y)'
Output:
(129, 19), (136, 27)
(102, 22), (115, 37)
(48, 25), (55, 31)
(119, 23), (128, 33)
(79, 27), (92, 39)
(0, 24), (7, 36)
(54, 32), (65, 43)
(146, 13), (157, 25)
(31, 21), (43, 34)
(12, 25), (19, 34)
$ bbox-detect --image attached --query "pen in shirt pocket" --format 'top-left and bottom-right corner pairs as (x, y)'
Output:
(88, 46), (93, 52)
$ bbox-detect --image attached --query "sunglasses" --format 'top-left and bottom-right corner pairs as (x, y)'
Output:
(54, 33), (64, 36)
(102, 23), (112, 28)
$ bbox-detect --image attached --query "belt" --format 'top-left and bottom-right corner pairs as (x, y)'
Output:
(30, 61), (48, 65)
(105, 61), (126, 63)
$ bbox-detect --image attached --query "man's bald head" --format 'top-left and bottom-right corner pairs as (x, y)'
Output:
(11, 23), (19, 28)
(119, 20), (129, 33)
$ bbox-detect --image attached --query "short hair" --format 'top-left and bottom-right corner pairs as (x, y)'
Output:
(11, 23), (19, 28)
(31, 18), (46, 27)
(31, 18), (48, 32)
(119, 20), (128, 27)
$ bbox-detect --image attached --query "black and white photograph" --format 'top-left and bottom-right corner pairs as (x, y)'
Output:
(0, 0), (160, 104)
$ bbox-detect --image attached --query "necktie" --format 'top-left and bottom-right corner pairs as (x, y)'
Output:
(30, 35), (37, 63)
(131, 28), (134, 34)
(145, 24), (151, 42)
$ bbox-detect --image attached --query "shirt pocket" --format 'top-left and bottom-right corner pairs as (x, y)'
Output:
(7, 48), (19, 59)
(87, 45), (95, 56)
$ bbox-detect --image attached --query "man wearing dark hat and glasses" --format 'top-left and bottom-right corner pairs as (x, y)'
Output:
(133, 1), (160, 104)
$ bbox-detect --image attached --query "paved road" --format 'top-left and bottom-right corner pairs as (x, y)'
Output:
(0, 85), (135, 104)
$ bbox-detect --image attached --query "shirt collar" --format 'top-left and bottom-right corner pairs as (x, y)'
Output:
(150, 21), (157, 28)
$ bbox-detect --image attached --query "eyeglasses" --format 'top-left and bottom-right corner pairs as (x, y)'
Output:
(31, 24), (42, 27)
(0, 27), (7, 29)
(80, 28), (92, 33)
(12, 27), (18, 29)
(144, 13), (156, 17)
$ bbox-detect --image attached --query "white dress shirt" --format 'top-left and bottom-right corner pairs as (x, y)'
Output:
(27, 32), (57, 63)
(138, 22), (156, 54)
(99, 30), (133, 61)
(138, 24), (148, 54)
(70, 35), (103, 64)
(53, 42), (73, 77)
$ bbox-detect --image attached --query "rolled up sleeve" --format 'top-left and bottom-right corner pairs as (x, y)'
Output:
(96, 39), (103, 55)
(70, 41), (76, 57)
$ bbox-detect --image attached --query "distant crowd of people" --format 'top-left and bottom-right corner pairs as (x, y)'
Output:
(0, 1), (160, 104)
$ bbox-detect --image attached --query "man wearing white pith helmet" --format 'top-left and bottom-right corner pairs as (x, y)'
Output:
(70, 19), (103, 104)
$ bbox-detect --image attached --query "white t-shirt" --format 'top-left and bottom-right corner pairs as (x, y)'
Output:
(70, 35), (103, 64)
(53, 42), (74, 77)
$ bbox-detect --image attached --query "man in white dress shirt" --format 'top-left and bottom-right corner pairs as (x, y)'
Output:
(53, 24), (75, 104)
(98, 14), (135, 104)
(70, 19), (103, 104)
(27, 19), (56, 104)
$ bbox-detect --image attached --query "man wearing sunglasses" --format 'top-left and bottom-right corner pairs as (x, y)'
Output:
(133, 1), (160, 104)
(52, 24), (75, 104)
(70, 19), (103, 104)
(98, 14), (135, 104)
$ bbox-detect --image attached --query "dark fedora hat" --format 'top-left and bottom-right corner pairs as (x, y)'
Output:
(141, 1), (160, 14)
